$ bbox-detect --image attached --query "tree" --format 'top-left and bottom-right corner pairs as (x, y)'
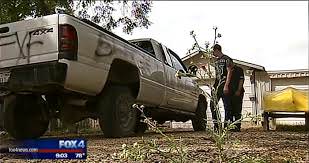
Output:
(0, 0), (152, 34)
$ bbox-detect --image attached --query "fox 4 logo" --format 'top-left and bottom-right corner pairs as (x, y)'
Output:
(59, 139), (86, 149)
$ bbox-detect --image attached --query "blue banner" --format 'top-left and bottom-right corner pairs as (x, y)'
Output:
(1, 138), (87, 159)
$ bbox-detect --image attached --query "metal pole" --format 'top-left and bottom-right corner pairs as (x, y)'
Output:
(213, 26), (218, 45)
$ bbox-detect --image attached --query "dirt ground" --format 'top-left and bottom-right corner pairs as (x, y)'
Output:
(0, 124), (308, 163)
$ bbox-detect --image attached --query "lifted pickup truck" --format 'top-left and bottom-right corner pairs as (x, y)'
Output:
(0, 14), (207, 139)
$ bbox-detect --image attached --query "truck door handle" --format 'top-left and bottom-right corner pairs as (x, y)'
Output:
(0, 27), (9, 33)
(138, 61), (144, 68)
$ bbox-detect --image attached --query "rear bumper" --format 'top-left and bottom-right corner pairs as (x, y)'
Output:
(0, 62), (67, 94)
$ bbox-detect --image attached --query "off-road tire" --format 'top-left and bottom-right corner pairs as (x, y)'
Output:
(192, 98), (207, 131)
(98, 86), (137, 137)
(3, 95), (49, 139)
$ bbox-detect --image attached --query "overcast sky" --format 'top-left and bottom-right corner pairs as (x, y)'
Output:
(114, 1), (308, 71)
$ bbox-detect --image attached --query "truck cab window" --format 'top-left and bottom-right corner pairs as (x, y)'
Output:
(168, 49), (187, 72)
(131, 41), (155, 58)
(160, 45), (173, 66)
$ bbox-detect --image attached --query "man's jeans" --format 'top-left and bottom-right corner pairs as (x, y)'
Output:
(210, 87), (232, 130)
(231, 93), (244, 130)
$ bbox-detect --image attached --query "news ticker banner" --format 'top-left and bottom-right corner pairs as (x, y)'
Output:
(0, 138), (87, 159)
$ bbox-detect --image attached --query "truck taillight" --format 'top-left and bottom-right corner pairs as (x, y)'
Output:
(59, 24), (78, 60)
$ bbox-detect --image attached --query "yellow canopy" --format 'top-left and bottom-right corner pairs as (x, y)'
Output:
(263, 87), (309, 112)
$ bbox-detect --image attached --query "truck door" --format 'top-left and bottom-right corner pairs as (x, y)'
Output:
(130, 40), (165, 107)
(160, 45), (196, 112)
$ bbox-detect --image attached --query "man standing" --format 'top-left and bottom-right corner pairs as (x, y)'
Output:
(230, 65), (245, 131)
(210, 44), (234, 130)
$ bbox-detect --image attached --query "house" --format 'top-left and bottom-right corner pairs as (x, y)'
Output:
(171, 50), (271, 128)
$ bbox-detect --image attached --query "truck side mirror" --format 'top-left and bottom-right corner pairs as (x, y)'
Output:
(188, 65), (198, 76)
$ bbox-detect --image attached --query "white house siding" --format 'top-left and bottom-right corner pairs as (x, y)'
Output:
(242, 67), (254, 118)
(255, 70), (271, 116)
(271, 78), (309, 91)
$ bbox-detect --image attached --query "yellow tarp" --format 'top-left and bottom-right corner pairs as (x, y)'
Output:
(263, 87), (309, 112)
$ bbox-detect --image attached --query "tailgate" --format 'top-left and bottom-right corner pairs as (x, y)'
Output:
(0, 14), (59, 68)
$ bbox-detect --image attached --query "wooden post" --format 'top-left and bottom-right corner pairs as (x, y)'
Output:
(305, 112), (309, 131)
(263, 112), (269, 131)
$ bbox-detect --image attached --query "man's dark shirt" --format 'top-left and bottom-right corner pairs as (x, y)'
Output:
(214, 54), (233, 87)
(230, 65), (245, 95)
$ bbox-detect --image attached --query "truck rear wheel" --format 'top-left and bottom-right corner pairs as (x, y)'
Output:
(98, 86), (137, 137)
(192, 98), (207, 131)
(3, 95), (49, 139)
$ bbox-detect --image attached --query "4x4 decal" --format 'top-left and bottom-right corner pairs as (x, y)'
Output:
(32, 28), (53, 36)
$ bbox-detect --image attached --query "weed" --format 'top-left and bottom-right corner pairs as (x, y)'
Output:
(113, 104), (188, 163)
